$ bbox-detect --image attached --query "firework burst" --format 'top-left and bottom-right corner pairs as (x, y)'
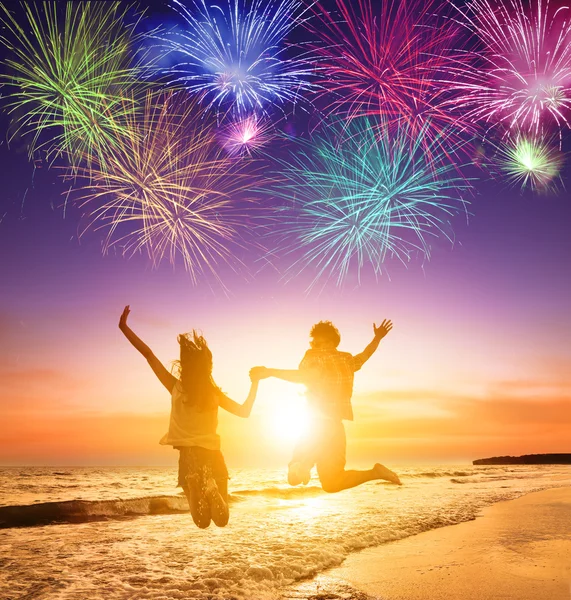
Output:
(72, 93), (257, 283)
(305, 0), (472, 153)
(268, 118), (471, 289)
(497, 134), (563, 190)
(0, 1), (149, 170)
(448, 0), (571, 137)
(219, 114), (273, 156)
(160, 0), (315, 116)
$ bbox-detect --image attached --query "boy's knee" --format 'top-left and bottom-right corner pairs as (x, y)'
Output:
(319, 475), (341, 494)
(317, 466), (344, 493)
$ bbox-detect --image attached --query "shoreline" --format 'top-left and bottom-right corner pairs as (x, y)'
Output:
(286, 486), (571, 600)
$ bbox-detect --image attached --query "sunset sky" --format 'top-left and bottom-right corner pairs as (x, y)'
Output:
(2, 159), (570, 467)
(1, 2), (571, 469)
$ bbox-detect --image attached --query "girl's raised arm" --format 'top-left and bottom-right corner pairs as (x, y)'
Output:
(119, 305), (177, 393)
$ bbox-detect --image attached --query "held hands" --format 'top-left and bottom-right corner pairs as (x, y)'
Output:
(119, 305), (131, 331)
(373, 319), (393, 339)
(249, 366), (270, 382)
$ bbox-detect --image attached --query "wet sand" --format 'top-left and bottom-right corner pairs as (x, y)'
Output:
(287, 487), (571, 600)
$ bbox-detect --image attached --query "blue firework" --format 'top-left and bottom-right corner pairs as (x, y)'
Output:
(160, 0), (315, 115)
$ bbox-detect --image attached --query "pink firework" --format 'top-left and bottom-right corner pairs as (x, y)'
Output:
(219, 115), (273, 156)
(305, 0), (473, 153)
(448, 0), (571, 137)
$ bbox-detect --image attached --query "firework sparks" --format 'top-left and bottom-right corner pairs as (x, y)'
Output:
(305, 0), (472, 153)
(159, 0), (315, 115)
(448, 0), (571, 137)
(267, 118), (470, 289)
(497, 134), (563, 190)
(219, 114), (273, 156)
(0, 1), (149, 170)
(72, 93), (258, 283)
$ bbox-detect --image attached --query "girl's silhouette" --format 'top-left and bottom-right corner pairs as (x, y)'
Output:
(119, 305), (260, 528)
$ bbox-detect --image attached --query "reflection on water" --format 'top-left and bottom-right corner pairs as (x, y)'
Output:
(0, 465), (570, 599)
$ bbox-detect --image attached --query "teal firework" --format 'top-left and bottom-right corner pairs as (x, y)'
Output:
(269, 118), (471, 289)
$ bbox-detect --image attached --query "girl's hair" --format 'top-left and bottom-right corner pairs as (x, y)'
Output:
(173, 331), (219, 410)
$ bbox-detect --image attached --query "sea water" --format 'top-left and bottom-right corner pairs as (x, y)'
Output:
(1, 464), (570, 599)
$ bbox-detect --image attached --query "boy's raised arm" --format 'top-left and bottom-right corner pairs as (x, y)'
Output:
(353, 319), (393, 369)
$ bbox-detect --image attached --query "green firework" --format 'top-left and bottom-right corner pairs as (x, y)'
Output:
(0, 1), (150, 170)
(498, 135), (563, 190)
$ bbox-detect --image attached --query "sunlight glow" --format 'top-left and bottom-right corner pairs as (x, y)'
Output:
(260, 381), (309, 445)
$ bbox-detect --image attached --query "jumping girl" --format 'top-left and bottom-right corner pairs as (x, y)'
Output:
(119, 305), (260, 529)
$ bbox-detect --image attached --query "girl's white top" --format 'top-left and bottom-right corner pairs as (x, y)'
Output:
(159, 380), (220, 450)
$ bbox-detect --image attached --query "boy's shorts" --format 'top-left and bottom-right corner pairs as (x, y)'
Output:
(176, 446), (229, 488)
(289, 419), (347, 479)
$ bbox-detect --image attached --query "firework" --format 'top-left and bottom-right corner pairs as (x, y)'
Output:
(448, 0), (571, 137)
(73, 93), (257, 283)
(497, 134), (563, 190)
(0, 1), (149, 170)
(160, 0), (315, 115)
(305, 0), (471, 153)
(219, 114), (273, 156)
(268, 118), (470, 289)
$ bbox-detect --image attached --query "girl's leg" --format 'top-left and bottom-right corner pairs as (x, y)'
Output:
(205, 476), (229, 527)
(184, 473), (211, 529)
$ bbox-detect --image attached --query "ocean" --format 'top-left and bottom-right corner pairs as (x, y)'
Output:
(1, 464), (570, 599)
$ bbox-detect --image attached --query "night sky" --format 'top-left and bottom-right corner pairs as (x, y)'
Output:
(1, 0), (570, 467)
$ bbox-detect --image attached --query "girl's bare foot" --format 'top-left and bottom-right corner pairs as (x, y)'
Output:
(374, 463), (402, 485)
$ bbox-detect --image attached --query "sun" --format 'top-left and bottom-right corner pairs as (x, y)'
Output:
(259, 380), (309, 445)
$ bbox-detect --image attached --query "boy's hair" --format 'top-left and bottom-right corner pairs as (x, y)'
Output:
(310, 321), (341, 348)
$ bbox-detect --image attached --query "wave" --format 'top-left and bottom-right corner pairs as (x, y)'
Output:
(404, 470), (471, 478)
(0, 495), (192, 528)
(232, 485), (324, 499)
(0, 486), (318, 529)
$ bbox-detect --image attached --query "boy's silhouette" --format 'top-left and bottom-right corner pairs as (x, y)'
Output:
(257, 319), (401, 492)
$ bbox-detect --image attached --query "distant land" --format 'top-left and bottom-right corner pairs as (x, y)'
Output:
(473, 453), (571, 465)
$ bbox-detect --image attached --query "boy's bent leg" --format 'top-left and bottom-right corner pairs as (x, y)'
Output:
(318, 465), (400, 493)
(373, 463), (401, 485)
(316, 421), (401, 492)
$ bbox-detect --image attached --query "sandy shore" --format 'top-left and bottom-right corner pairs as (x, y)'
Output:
(287, 487), (571, 600)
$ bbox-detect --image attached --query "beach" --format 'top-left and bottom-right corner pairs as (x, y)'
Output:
(288, 487), (571, 600)
(2, 466), (570, 599)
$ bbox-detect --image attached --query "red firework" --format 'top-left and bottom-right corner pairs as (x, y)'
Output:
(306, 0), (474, 154)
(445, 0), (571, 140)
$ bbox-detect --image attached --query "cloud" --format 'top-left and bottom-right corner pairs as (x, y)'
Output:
(0, 411), (169, 464)
(1, 377), (570, 466)
(0, 367), (86, 411)
(346, 382), (571, 462)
